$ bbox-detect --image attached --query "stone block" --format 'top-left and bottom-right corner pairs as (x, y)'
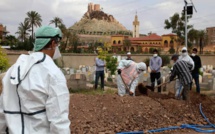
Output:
(67, 74), (87, 91)
(202, 74), (213, 83)
(200, 82), (209, 90)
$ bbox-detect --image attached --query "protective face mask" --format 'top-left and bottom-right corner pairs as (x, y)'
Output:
(53, 46), (61, 59)
(191, 53), (196, 57)
(181, 53), (187, 57)
(153, 54), (158, 57)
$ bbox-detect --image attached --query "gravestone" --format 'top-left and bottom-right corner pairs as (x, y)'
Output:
(67, 73), (87, 91)
(89, 71), (95, 82)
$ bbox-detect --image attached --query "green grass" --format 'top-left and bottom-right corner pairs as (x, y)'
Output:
(70, 88), (116, 95)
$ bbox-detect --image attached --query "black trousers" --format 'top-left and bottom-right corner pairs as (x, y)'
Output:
(150, 72), (161, 92)
(95, 71), (104, 89)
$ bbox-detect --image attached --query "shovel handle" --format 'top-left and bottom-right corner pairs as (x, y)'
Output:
(154, 78), (177, 89)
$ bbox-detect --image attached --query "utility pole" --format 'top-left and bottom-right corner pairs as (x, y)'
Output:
(184, 0), (197, 48)
(184, 0), (188, 48)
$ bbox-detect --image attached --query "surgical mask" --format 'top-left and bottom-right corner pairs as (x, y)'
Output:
(53, 46), (61, 59)
(153, 54), (158, 57)
(181, 52), (187, 57)
(191, 53), (196, 57)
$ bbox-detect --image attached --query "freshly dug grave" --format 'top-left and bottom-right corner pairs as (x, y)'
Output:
(69, 91), (215, 134)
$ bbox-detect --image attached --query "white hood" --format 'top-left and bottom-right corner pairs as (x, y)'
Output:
(10, 52), (45, 85)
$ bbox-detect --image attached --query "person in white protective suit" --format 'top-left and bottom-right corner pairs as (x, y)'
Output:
(175, 47), (194, 98)
(117, 60), (146, 96)
(0, 26), (70, 134)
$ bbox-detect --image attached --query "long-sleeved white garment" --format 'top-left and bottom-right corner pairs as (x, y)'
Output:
(0, 52), (70, 134)
(117, 60), (146, 96)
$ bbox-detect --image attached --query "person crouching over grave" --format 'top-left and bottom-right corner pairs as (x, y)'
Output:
(170, 54), (193, 100)
(117, 60), (146, 96)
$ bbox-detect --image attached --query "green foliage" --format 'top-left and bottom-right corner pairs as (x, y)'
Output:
(69, 33), (80, 53)
(12, 39), (33, 51)
(144, 55), (170, 67)
(164, 12), (192, 46)
(105, 56), (117, 75)
(123, 39), (131, 47)
(149, 47), (161, 54)
(0, 47), (10, 72)
(50, 17), (63, 27)
(97, 47), (117, 75)
(160, 55), (170, 66)
(168, 47), (175, 54)
(26, 11), (42, 39)
(143, 58), (150, 67)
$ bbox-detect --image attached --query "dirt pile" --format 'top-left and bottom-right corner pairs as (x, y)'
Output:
(69, 91), (215, 134)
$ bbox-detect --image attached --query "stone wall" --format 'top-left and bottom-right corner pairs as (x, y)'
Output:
(6, 53), (215, 69)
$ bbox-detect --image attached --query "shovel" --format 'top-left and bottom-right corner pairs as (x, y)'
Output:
(145, 78), (177, 91)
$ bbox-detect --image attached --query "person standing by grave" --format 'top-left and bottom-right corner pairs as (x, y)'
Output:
(175, 47), (195, 97)
(149, 49), (162, 92)
(170, 54), (193, 100)
(0, 26), (70, 133)
(190, 48), (202, 93)
(95, 49), (105, 90)
(126, 52), (133, 61)
(117, 60), (146, 96)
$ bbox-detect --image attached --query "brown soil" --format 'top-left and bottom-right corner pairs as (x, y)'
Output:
(69, 91), (215, 134)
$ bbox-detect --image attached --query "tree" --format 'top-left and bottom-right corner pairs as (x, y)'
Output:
(16, 19), (31, 42)
(4, 35), (18, 47)
(69, 33), (79, 53)
(50, 17), (63, 27)
(26, 11), (42, 40)
(164, 12), (193, 52)
(188, 29), (208, 54)
(0, 46), (9, 72)
(198, 30), (207, 54)
(59, 24), (71, 51)
(123, 38), (131, 52)
(168, 46), (175, 54)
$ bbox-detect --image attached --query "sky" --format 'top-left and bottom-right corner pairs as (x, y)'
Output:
(0, 0), (215, 37)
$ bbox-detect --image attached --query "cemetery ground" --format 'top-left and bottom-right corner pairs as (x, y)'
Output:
(69, 86), (215, 134)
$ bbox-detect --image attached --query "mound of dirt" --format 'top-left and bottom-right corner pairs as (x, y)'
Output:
(69, 91), (215, 134)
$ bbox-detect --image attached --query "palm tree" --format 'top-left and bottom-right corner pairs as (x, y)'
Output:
(198, 30), (207, 54)
(16, 19), (31, 42)
(58, 23), (71, 50)
(50, 17), (63, 27)
(26, 11), (42, 40)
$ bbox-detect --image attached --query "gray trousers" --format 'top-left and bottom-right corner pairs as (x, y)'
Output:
(175, 79), (190, 100)
(182, 84), (190, 101)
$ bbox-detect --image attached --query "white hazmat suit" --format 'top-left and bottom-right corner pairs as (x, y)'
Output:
(117, 60), (146, 96)
(0, 52), (70, 134)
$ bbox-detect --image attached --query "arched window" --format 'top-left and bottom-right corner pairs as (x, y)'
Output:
(170, 40), (174, 47)
(113, 40), (116, 44)
(145, 48), (148, 52)
(118, 40), (121, 44)
(164, 40), (168, 47)
(131, 47), (135, 52)
(123, 47), (126, 52)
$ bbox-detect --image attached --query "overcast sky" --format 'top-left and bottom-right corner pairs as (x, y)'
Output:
(0, 0), (215, 37)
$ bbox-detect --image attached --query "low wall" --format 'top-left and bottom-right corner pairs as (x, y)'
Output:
(6, 53), (215, 69)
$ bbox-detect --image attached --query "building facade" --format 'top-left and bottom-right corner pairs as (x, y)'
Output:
(206, 27), (215, 45)
(0, 24), (9, 42)
(111, 33), (178, 53)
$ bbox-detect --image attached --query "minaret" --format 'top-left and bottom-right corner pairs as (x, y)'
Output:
(133, 12), (140, 38)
